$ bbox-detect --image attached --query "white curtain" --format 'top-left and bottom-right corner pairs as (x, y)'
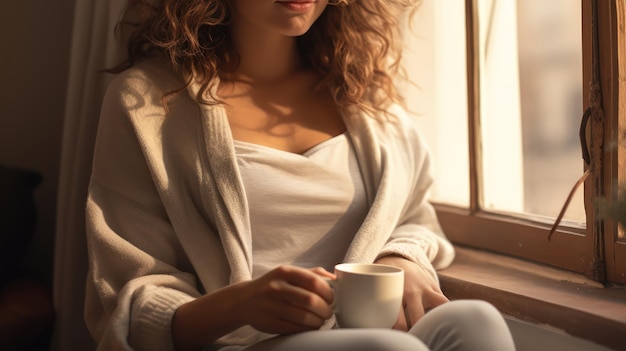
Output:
(52, 1), (126, 350)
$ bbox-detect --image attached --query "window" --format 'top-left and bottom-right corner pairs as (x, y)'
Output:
(403, 0), (625, 285)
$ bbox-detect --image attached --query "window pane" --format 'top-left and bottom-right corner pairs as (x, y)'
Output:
(403, 0), (469, 207)
(478, 0), (585, 224)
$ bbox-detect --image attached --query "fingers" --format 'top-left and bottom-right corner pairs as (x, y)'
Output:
(374, 255), (451, 330)
(266, 290), (330, 329)
(274, 279), (333, 320)
(309, 266), (336, 280)
(423, 290), (449, 313)
(393, 309), (409, 331)
(240, 269), (335, 334)
(393, 298), (425, 331)
(403, 298), (425, 330)
(246, 298), (327, 334)
(397, 289), (448, 331)
(276, 266), (334, 304)
(401, 300), (425, 330)
(265, 266), (334, 318)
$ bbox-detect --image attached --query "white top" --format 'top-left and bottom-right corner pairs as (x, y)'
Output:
(234, 133), (368, 278)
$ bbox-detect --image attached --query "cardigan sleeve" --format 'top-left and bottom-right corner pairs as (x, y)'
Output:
(85, 72), (199, 351)
(376, 110), (455, 282)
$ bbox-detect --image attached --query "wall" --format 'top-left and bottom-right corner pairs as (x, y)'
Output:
(0, 0), (76, 283)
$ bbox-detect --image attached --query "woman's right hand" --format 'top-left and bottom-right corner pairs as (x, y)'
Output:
(172, 265), (334, 351)
(236, 265), (335, 334)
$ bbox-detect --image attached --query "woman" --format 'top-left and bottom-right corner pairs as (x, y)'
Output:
(85, 0), (516, 350)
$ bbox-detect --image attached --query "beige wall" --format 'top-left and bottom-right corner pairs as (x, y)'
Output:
(0, 1), (76, 282)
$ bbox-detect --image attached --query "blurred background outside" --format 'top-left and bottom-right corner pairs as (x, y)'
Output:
(403, 0), (585, 226)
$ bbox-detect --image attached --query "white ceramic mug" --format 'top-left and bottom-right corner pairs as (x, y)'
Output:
(327, 263), (404, 328)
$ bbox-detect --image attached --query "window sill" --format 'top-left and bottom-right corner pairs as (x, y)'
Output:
(438, 246), (626, 351)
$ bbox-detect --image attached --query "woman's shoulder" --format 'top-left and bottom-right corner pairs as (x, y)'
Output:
(106, 57), (185, 101)
(366, 103), (425, 144)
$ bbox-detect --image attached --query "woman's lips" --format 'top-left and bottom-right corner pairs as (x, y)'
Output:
(277, 1), (315, 12)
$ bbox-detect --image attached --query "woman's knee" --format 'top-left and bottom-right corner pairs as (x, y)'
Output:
(444, 300), (504, 325)
(410, 300), (515, 351)
(246, 329), (429, 351)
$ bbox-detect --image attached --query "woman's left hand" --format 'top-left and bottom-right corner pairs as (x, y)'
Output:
(374, 255), (449, 331)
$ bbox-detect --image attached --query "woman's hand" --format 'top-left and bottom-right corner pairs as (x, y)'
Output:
(236, 265), (335, 335)
(374, 255), (449, 331)
(172, 265), (334, 351)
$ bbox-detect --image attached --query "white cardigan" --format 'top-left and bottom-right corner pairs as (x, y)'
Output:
(85, 58), (455, 351)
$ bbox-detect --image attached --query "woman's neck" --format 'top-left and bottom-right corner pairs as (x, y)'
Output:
(226, 23), (305, 84)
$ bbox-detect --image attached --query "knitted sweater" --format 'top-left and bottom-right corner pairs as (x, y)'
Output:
(85, 58), (455, 351)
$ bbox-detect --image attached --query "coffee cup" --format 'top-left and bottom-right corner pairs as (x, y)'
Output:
(326, 263), (404, 328)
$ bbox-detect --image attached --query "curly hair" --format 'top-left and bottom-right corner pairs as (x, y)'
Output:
(113, 0), (419, 115)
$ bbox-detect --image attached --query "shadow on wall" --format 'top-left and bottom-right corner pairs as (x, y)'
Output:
(0, 165), (54, 350)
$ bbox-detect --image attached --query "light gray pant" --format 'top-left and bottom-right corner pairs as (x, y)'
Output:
(243, 300), (516, 351)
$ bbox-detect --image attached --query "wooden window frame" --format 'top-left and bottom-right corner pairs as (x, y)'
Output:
(594, 0), (626, 284)
(434, 0), (626, 285)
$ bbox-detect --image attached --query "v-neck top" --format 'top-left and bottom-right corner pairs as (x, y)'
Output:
(234, 133), (369, 278)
